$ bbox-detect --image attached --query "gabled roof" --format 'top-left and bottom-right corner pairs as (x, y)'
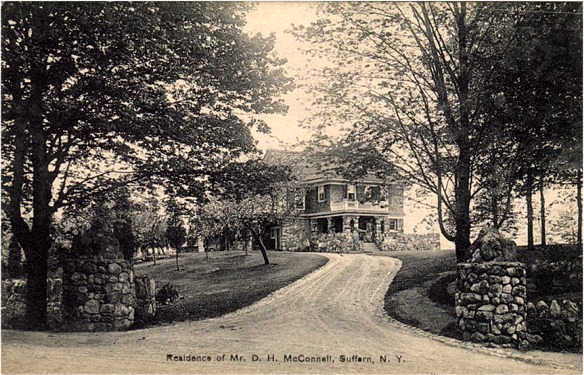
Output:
(263, 149), (396, 184)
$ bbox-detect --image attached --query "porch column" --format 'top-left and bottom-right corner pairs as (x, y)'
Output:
(343, 215), (354, 234)
(375, 216), (383, 242)
(327, 217), (333, 233)
(355, 216), (362, 241)
(310, 219), (319, 234)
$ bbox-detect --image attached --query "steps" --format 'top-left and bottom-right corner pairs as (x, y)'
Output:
(362, 242), (380, 253)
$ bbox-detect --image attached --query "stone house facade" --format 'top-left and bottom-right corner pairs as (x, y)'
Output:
(263, 149), (405, 251)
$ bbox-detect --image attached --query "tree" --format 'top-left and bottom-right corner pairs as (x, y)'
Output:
(166, 209), (187, 271)
(1, 2), (292, 329)
(481, 2), (582, 249)
(292, 3), (510, 260)
(129, 203), (168, 265)
(58, 186), (148, 265)
(292, 2), (581, 260)
(196, 160), (298, 265)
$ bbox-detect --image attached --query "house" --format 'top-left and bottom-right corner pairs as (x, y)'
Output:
(262, 149), (406, 251)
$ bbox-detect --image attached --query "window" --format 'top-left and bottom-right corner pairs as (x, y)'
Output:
(388, 219), (398, 231)
(347, 184), (356, 200)
(295, 192), (305, 210)
(317, 185), (325, 202)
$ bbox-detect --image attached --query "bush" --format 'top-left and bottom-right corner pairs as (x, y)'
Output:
(155, 283), (179, 305)
(310, 232), (363, 253)
(530, 258), (582, 295)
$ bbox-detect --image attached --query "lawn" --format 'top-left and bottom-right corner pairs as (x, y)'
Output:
(134, 250), (328, 326)
(381, 249), (459, 337)
(382, 245), (583, 342)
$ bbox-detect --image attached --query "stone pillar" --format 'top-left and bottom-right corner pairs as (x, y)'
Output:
(327, 217), (333, 233)
(456, 262), (527, 346)
(135, 276), (156, 324)
(342, 216), (351, 233)
(63, 233), (135, 331)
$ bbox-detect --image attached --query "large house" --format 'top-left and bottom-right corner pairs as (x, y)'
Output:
(262, 149), (405, 251)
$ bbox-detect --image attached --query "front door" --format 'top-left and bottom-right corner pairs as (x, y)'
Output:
(359, 217), (375, 242)
(270, 227), (281, 250)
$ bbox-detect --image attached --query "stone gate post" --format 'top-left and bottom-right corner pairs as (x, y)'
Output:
(63, 233), (135, 331)
(455, 227), (528, 347)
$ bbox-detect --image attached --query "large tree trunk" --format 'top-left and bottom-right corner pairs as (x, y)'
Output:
(23, 242), (50, 330)
(539, 175), (546, 246)
(25, 128), (53, 330)
(20, 18), (53, 329)
(491, 184), (499, 229)
(454, 149), (472, 262)
(578, 168), (583, 248)
(14, 118), (53, 330)
(526, 173), (535, 250)
(418, 4), (473, 261)
(175, 246), (179, 271)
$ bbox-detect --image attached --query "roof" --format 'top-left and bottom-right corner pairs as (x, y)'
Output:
(263, 149), (396, 184)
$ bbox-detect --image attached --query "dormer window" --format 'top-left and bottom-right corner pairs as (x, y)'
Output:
(317, 185), (325, 202)
(347, 184), (356, 200)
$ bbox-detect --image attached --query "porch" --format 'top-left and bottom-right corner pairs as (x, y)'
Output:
(311, 214), (402, 243)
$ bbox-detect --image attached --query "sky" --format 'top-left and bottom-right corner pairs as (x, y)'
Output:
(244, 2), (320, 151)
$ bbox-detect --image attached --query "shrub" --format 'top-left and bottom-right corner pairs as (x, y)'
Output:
(155, 283), (179, 305)
(310, 232), (363, 253)
(530, 258), (582, 295)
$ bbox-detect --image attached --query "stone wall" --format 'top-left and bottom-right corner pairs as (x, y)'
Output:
(378, 233), (440, 252)
(2, 273), (156, 331)
(310, 232), (363, 253)
(525, 299), (582, 349)
(456, 262), (527, 346)
(1, 278), (63, 329)
(2, 232), (159, 331)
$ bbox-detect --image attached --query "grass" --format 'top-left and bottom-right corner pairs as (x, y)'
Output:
(382, 250), (456, 295)
(382, 245), (583, 344)
(381, 250), (458, 336)
(134, 250), (328, 326)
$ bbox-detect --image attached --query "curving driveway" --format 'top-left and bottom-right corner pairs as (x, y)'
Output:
(2, 253), (581, 374)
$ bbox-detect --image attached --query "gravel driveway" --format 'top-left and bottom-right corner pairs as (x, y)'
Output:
(2, 253), (581, 374)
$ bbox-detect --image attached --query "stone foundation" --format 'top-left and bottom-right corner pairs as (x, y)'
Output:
(456, 262), (527, 346)
(280, 217), (311, 251)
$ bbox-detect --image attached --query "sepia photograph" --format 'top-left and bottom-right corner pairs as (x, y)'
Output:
(1, 2), (582, 374)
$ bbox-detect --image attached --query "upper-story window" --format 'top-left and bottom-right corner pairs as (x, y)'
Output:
(317, 185), (325, 202)
(347, 184), (356, 200)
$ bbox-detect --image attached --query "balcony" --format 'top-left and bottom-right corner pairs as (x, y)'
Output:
(330, 199), (392, 214)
